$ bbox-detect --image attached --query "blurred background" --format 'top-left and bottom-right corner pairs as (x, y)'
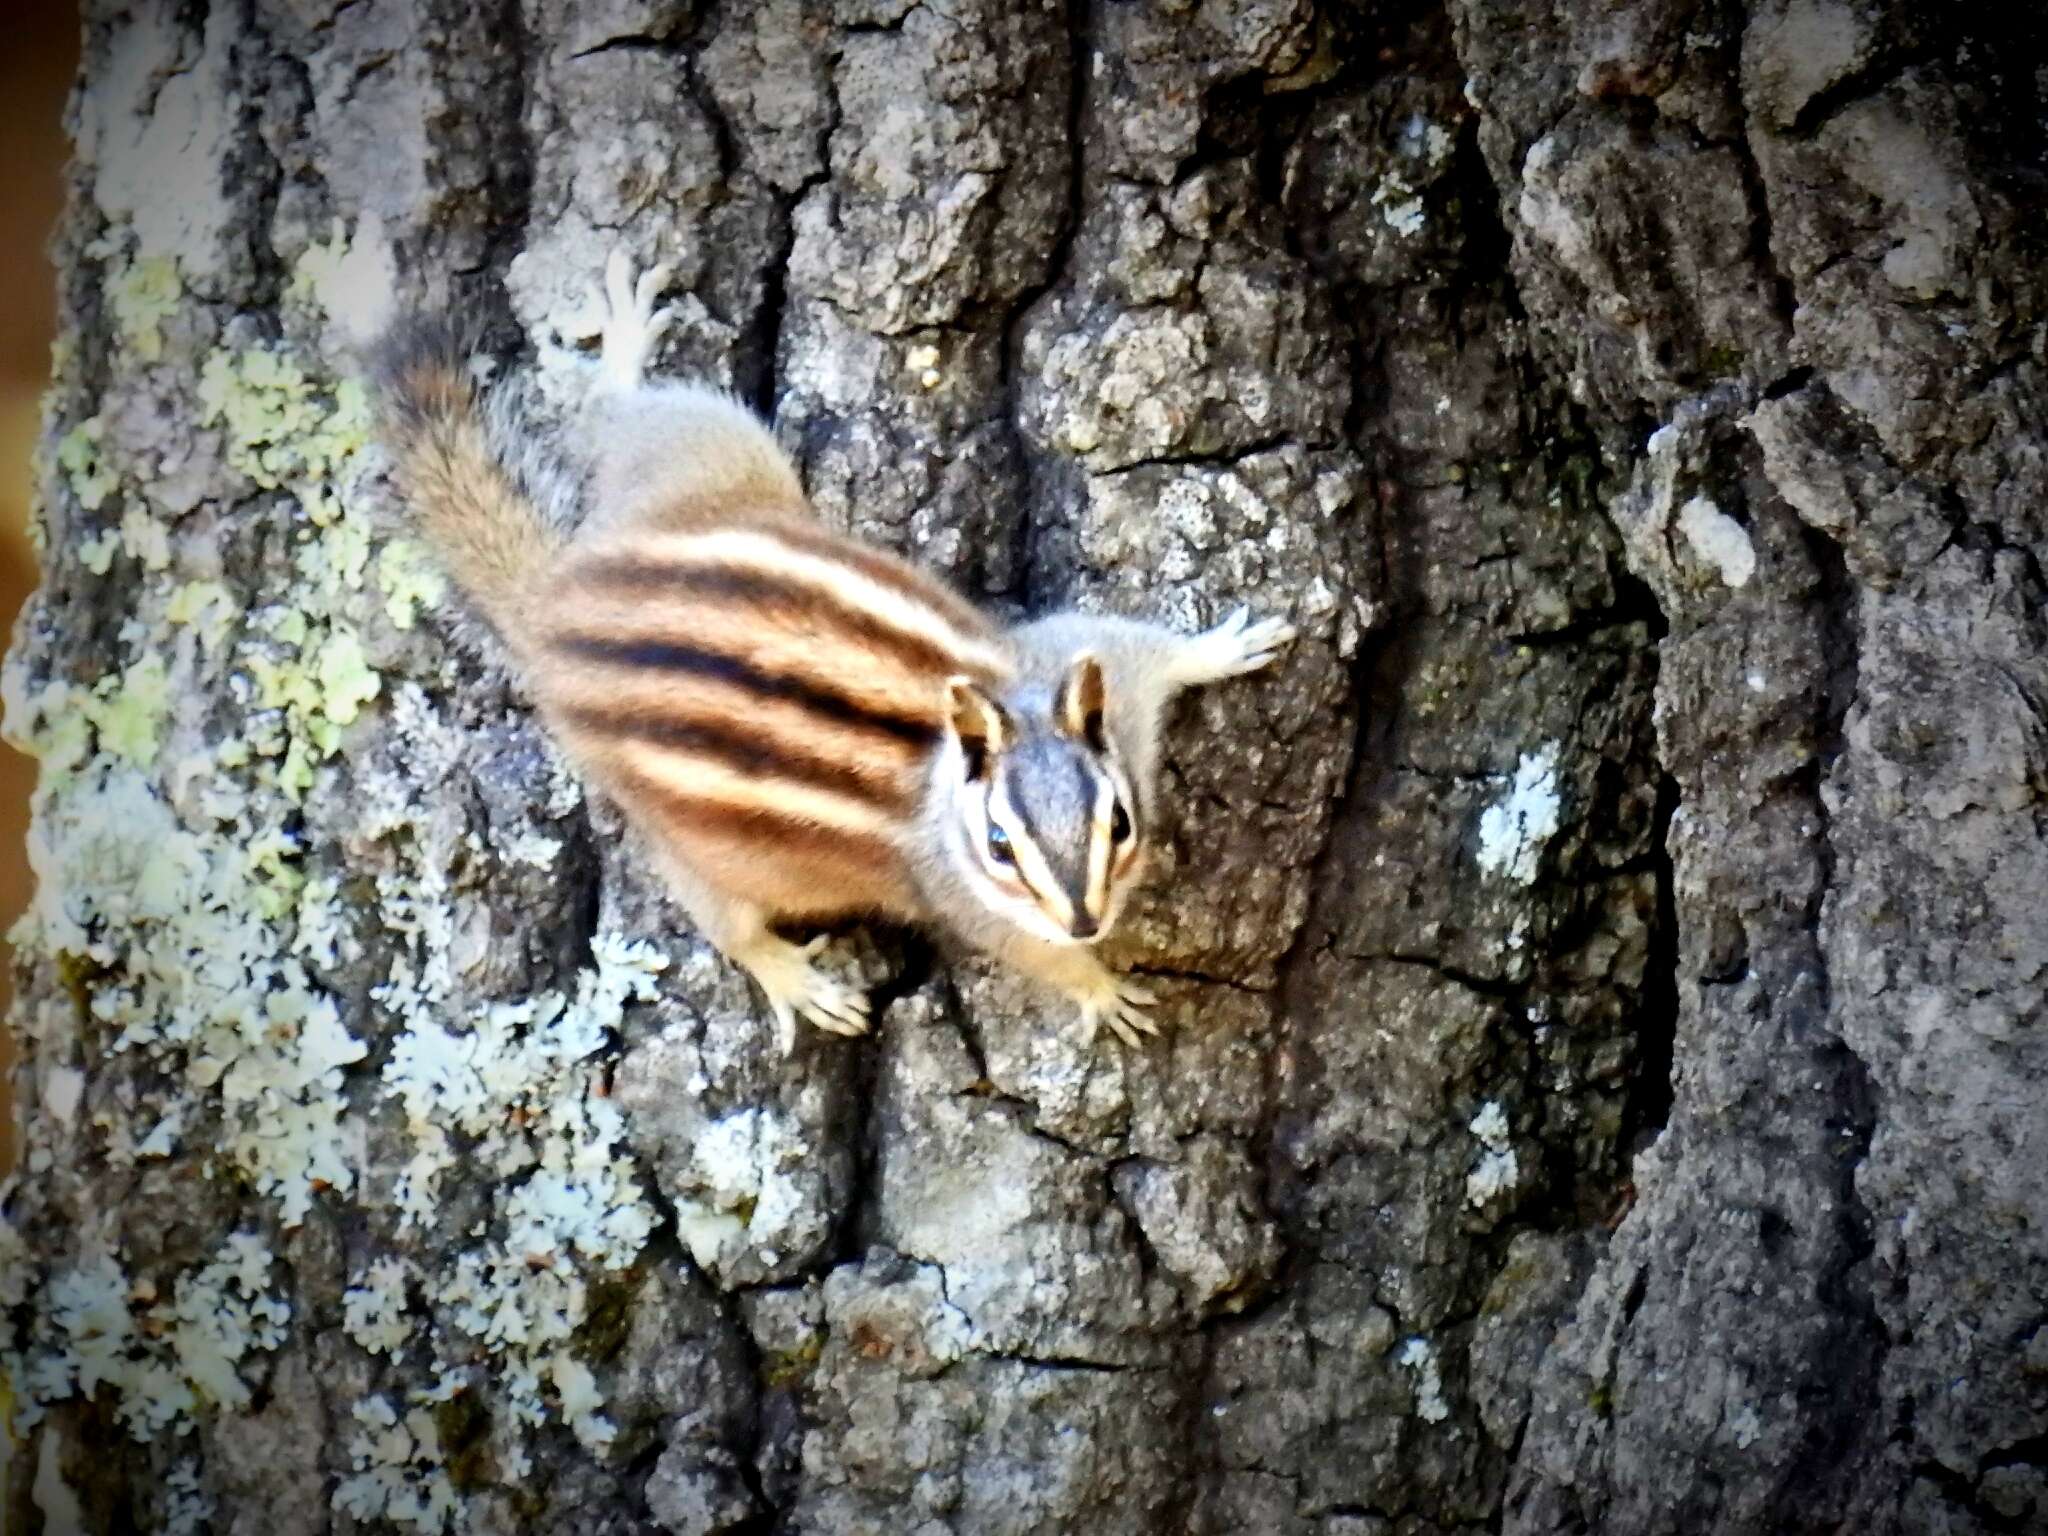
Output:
(1, 5), (78, 1174)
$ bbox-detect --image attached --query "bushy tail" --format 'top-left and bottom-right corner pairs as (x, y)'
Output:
(371, 318), (563, 633)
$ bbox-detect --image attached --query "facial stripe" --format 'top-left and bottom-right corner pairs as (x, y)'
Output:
(551, 633), (938, 748)
(1085, 771), (1115, 922)
(988, 775), (1074, 928)
(1003, 760), (1088, 919)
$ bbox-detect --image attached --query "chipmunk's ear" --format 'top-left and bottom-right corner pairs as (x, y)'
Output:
(944, 678), (1012, 781)
(1053, 653), (1107, 752)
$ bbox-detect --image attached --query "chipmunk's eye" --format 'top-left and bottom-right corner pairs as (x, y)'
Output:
(1110, 803), (1132, 844)
(987, 824), (1017, 867)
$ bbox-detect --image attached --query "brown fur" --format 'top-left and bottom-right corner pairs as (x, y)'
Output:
(374, 327), (1014, 936)
(374, 328), (559, 631)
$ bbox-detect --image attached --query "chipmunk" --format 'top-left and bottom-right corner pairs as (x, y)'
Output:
(374, 252), (1295, 1054)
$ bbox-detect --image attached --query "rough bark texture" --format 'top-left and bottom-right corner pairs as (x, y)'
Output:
(5, 2), (2045, 1534)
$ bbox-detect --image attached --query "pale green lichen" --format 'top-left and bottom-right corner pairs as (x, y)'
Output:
(108, 254), (183, 362)
(89, 653), (171, 768)
(164, 580), (237, 650)
(313, 627), (381, 728)
(119, 502), (171, 571)
(77, 530), (119, 575)
(284, 222), (353, 313)
(343, 1257), (416, 1356)
(186, 340), (392, 801)
(55, 416), (117, 513)
(298, 502), (370, 586)
(196, 347), (373, 492)
(8, 294), (650, 1530)
(378, 540), (447, 631)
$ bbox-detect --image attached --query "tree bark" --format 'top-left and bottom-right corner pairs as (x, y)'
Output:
(6, 2), (2044, 1533)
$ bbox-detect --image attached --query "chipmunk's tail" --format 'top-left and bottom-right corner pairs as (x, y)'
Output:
(371, 317), (567, 633)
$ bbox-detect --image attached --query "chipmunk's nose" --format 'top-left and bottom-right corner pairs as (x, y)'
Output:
(1070, 913), (1099, 941)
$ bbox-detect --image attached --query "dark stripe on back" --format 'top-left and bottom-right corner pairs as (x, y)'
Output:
(629, 770), (908, 863)
(572, 559), (979, 682)
(552, 634), (939, 748)
(753, 521), (998, 644)
(562, 706), (913, 810)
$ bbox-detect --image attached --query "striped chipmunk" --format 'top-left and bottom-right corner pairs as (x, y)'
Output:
(374, 252), (1296, 1054)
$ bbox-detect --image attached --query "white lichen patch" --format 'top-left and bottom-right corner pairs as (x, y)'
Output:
(333, 1393), (461, 1534)
(1675, 494), (1757, 588)
(1374, 113), (1457, 239)
(376, 935), (664, 1455)
(1470, 1099), (1510, 1145)
(15, 1233), (289, 1440)
(164, 1459), (214, 1536)
(671, 1106), (816, 1277)
(5, 751), (366, 1218)
(1396, 1336), (1451, 1423)
(547, 1354), (615, 1453)
(1476, 745), (1564, 885)
(286, 215), (399, 345)
(344, 1257), (417, 1356)
(1373, 178), (1428, 237)
(2, 322), (464, 1480)
(1466, 1099), (1520, 1208)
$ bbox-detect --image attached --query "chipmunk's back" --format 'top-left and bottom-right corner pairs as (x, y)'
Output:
(532, 513), (1013, 925)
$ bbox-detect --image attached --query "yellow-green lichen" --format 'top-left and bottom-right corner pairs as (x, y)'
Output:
(78, 530), (120, 575)
(165, 581), (237, 650)
(196, 348), (373, 492)
(119, 502), (171, 572)
(90, 654), (172, 768)
(56, 416), (117, 513)
(313, 627), (380, 729)
(283, 219), (369, 321)
(761, 1335), (823, 1390)
(298, 505), (370, 590)
(109, 255), (183, 362)
(185, 339), (399, 801)
(377, 541), (447, 631)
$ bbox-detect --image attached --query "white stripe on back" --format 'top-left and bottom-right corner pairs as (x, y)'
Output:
(634, 528), (1013, 679)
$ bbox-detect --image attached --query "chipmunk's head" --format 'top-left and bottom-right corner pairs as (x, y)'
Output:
(939, 656), (1145, 948)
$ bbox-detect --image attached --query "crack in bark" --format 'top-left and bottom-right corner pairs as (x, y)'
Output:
(998, 0), (1089, 614)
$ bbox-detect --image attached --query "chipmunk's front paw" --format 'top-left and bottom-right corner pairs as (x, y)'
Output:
(582, 248), (676, 394)
(1075, 971), (1160, 1049)
(747, 934), (871, 1056)
(1182, 605), (1298, 685)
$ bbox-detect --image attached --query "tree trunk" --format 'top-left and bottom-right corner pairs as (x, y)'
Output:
(6, 2), (2044, 1533)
